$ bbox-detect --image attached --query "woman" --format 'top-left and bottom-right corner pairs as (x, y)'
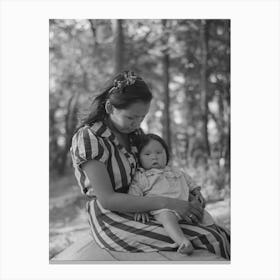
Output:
(70, 70), (230, 259)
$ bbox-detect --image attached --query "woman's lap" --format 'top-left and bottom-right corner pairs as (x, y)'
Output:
(86, 199), (230, 259)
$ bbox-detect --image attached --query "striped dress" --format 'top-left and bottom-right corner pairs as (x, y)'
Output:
(70, 121), (230, 260)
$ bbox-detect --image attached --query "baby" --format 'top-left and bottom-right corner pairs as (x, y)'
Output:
(129, 133), (214, 255)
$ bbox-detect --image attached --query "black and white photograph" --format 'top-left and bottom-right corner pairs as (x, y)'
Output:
(1, 0), (280, 279)
(49, 19), (231, 263)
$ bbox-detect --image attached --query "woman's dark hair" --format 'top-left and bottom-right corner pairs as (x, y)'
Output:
(78, 70), (153, 128)
(137, 133), (170, 165)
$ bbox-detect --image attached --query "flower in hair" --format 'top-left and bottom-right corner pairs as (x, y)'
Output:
(109, 71), (137, 94)
(124, 71), (137, 86)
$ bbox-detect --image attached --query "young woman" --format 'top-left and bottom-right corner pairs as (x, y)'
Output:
(70, 70), (230, 258)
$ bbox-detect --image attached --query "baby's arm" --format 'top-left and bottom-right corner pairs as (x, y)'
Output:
(181, 171), (216, 225)
(182, 171), (206, 208)
(128, 170), (146, 196)
(128, 171), (150, 223)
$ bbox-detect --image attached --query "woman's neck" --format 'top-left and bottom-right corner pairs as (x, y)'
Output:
(105, 118), (130, 150)
(106, 118), (125, 136)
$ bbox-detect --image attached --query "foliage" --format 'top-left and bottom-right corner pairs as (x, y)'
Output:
(49, 19), (230, 180)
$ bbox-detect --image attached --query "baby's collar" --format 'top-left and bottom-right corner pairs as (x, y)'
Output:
(138, 166), (171, 175)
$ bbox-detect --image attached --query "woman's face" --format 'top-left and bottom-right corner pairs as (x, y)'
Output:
(109, 101), (150, 134)
(140, 139), (167, 170)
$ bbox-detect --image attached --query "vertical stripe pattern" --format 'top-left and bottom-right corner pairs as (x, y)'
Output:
(87, 199), (230, 259)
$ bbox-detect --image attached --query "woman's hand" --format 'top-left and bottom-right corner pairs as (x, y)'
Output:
(166, 198), (203, 224)
(134, 212), (150, 224)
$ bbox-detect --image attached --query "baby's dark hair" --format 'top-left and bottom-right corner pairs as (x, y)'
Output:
(137, 133), (170, 165)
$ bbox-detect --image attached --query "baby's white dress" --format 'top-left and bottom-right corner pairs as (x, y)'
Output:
(129, 166), (213, 225)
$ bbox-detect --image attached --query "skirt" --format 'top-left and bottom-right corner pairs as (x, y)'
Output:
(86, 199), (230, 260)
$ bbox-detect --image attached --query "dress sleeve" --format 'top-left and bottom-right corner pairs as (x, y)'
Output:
(128, 171), (147, 196)
(70, 126), (109, 168)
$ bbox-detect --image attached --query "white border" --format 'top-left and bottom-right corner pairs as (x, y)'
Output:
(1, 0), (279, 279)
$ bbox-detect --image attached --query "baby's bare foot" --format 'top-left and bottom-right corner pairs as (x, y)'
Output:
(177, 240), (194, 255)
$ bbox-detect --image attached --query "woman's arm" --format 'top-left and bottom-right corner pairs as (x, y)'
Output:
(82, 160), (203, 222)
(83, 160), (167, 212)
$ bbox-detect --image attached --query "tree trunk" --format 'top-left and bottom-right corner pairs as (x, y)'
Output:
(58, 92), (79, 175)
(88, 19), (98, 46)
(112, 19), (124, 74)
(49, 105), (59, 172)
(161, 20), (171, 151)
(200, 20), (210, 157)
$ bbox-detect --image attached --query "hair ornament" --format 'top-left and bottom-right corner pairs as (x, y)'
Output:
(109, 71), (137, 95)
(124, 71), (137, 86)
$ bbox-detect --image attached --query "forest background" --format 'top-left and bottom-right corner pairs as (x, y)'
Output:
(49, 19), (230, 259)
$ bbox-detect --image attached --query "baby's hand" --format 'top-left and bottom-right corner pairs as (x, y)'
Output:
(188, 193), (197, 202)
(134, 212), (150, 224)
(190, 188), (206, 208)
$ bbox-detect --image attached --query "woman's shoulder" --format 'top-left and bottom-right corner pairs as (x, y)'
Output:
(72, 122), (112, 141)
(71, 122), (109, 153)
(71, 125), (96, 148)
(71, 122), (110, 166)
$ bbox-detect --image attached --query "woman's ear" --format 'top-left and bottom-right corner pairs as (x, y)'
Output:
(105, 100), (113, 114)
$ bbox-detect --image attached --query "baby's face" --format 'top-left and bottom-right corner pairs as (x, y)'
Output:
(139, 139), (167, 170)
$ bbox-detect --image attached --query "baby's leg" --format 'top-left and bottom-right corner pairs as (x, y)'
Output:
(154, 211), (194, 255)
